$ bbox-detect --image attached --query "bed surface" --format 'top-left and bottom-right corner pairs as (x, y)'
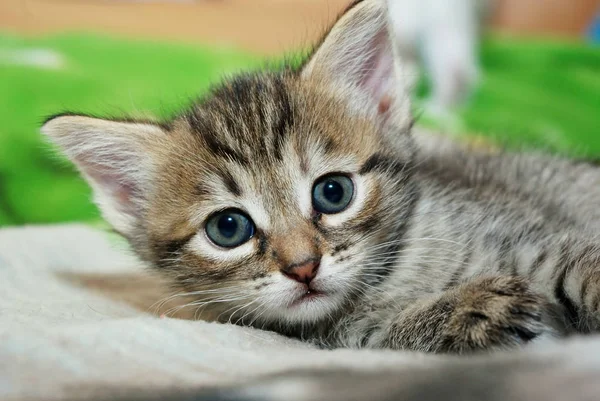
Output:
(0, 224), (440, 400)
(3, 224), (600, 401)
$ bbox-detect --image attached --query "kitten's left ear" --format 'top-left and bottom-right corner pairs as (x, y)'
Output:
(302, 0), (411, 129)
(41, 115), (166, 239)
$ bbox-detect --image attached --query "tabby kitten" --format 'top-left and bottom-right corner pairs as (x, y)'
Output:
(43, 0), (600, 354)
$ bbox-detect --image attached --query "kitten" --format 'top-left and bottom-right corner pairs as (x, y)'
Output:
(43, 0), (600, 354)
(388, 0), (492, 114)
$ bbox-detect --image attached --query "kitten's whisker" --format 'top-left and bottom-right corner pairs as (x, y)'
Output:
(343, 279), (401, 309)
(358, 246), (469, 268)
(248, 302), (271, 327)
(228, 299), (260, 325)
(360, 254), (467, 268)
(162, 293), (252, 317)
(216, 303), (245, 322)
(364, 241), (469, 256)
(149, 286), (246, 314)
(220, 296), (262, 323)
(183, 295), (251, 308)
(364, 236), (471, 251)
(236, 301), (267, 326)
(367, 235), (474, 254)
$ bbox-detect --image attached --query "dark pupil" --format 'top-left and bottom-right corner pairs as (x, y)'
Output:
(323, 180), (343, 204)
(218, 215), (238, 238)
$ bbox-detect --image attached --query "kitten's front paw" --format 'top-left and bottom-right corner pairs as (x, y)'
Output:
(440, 276), (550, 353)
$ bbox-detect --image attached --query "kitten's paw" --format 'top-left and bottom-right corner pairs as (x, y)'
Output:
(440, 276), (551, 353)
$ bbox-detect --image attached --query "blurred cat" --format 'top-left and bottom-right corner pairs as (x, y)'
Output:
(388, 0), (493, 115)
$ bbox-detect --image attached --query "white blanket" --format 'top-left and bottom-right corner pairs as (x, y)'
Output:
(2, 224), (600, 401)
(0, 224), (442, 401)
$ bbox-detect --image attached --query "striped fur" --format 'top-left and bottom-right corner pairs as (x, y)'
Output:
(43, 0), (600, 353)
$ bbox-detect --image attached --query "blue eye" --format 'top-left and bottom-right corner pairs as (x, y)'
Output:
(205, 209), (255, 248)
(312, 174), (354, 214)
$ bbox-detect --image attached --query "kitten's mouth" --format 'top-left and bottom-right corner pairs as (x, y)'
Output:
(290, 289), (325, 307)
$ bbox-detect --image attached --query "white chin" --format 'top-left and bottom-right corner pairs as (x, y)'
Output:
(268, 292), (343, 325)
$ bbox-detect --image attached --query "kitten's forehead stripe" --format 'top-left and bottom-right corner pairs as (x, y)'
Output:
(219, 169), (242, 197)
(300, 156), (309, 174)
(359, 153), (410, 176)
(323, 138), (336, 154)
(199, 127), (250, 166)
(271, 76), (295, 162)
(194, 183), (210, 197)
(191, 74), (293, 157)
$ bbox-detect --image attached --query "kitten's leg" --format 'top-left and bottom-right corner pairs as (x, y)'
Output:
(367, 276), (554, 353)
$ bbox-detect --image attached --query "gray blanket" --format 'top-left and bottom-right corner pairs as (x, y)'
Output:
(2, 224), (600, 401)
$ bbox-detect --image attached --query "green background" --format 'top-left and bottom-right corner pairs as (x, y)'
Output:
(0, 33), (599, 227)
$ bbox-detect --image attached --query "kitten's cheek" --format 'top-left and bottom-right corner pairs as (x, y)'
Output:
(265, 276), (308, 306)
(312, 256), (355, 292)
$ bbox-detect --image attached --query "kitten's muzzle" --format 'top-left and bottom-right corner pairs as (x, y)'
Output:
(281, 259), (320, 285)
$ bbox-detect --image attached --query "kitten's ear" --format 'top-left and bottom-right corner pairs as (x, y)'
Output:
(302, 0), (410, 128)
(42, 115), (166, 237)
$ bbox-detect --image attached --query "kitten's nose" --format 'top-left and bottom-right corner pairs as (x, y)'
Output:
(281, 259), (320, 285)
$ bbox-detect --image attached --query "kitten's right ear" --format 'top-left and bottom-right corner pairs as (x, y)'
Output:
(42, 115), (166, 238)
(301, 0), (411, 129)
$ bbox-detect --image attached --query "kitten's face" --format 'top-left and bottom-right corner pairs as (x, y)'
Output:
(43, 0), (415, 325)
(141, 75), (415, 324)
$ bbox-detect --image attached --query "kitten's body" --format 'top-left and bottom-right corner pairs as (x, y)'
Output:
(43, 0), (600, 354)
(317, 139), (600, 350)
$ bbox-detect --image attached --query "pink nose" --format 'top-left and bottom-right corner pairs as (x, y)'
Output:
(281, 259), (320, 285)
